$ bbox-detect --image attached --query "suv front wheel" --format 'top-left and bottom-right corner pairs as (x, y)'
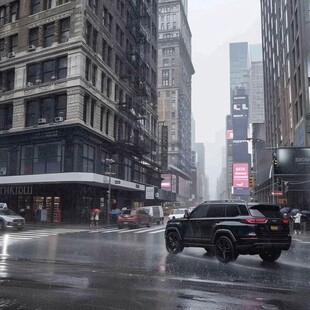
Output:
(166, 231), (184, 254)
(215, 236), (238, 263)
(259, 250), (281, 262)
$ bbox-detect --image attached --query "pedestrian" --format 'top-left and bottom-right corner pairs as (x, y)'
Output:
(94, 211), (100, 227)
(293, 212), (302, 234)
(90, 211), (95, 227)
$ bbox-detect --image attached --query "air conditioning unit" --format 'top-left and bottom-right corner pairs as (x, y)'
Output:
(28, 45), (36, 52)
(38, 118), (47, 125)
(27, 81), (33, 87)
(50, 75), (56, 80)
(54, 116), (64, 123)
(7, 52), (15, 58)
(0, 168), (6, 175)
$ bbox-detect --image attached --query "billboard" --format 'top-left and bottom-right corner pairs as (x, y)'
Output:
(233, 163), (249, 188)
(232, 95), (249, 117)
(232, 116), (248, 140)
(276, 148), (310, 175)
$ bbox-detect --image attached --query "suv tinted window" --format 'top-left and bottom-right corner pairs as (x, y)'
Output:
(206, 205), (225, 217)
(225, 205), (239, 217)
(190, 204), (207, 218)
(238, 204), (249, 215)
(249, 205), (281, 218)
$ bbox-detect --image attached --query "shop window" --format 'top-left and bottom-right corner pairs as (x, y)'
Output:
(0, 103), (13, 130)
(0, 148), (9, 176)
(83, 144), (95, 172)
(21, 142), (62, 175)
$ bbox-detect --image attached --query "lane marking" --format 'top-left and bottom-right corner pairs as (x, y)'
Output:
(149, 228), (166, 234)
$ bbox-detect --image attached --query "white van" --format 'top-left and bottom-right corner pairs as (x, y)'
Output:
(142, 205), (164, 225)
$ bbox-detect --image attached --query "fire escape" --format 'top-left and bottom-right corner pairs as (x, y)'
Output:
(116, 0), (157, 164)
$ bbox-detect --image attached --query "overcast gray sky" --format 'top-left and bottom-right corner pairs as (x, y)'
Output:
(188, 0), (262, 197)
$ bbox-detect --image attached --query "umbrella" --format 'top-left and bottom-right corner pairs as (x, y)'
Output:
(289, 208), (300, 216)
(91, 208), (101, 213)
(280, 207), (291, 214)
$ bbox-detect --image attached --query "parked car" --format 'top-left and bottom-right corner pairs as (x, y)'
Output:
(168, 208), (188, 220)
(0, 202), (8, 210)
(117, 209), (151, 229)
(142, 206), (164, 225)
(0, 208), (25, 231)
(165, 200), (291, 263)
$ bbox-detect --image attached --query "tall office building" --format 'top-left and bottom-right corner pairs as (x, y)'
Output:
(0, 0), (160, 223)
(227, 42), (250, 198)
(261, 0), (310, 147)
(157, 0), (194, 206)
(260, 1), (310, 206)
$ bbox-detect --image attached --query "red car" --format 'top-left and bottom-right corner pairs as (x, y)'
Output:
(117, 209), (151, 229)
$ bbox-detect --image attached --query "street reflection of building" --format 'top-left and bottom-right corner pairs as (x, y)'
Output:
(0, 1), (161, 223)
(157, 0), (195, 207)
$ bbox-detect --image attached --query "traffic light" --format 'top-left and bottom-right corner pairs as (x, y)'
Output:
(276, 177), (282, 190)
(249, 176), (255, 189)
(272, 152), (279, 173)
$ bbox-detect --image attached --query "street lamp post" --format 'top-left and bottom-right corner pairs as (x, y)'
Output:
(105, 158), (115, 224)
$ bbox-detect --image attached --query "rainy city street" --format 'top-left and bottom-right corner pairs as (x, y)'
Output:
(0, 224), (309, 310)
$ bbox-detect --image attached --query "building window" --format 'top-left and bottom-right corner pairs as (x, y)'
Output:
(0, 103), (13, 131)
(83, 144), (95, 172)
(29, 27), (39, 47)
(86, 20), (92, 46)
(0, 39), (5, 59)
(58, 0), (70, 4)
(44, 23), (54, 47)
(21, 142), (62, 175)
(0, 148), (9, 176)
(83, 95), (89, 123)
(25, 94), (67, 126)
(163, 59), (169, 66)
(85, 57), (91, 81)
(90, 100), (95, 127)
(105, 110), (110, 135)
(59, 17), (70, 43)
(10, 1), (19, 22)
(9, 34), (18, 53)
(30, 0), (40, 15)
(92, 64), (97, 86)
(27, 56), (67, 85)
(0, 69), (15, 91)
(92, 28), (98, 52)
(0, 6), (5, 26)
(107, 77), (112, 98)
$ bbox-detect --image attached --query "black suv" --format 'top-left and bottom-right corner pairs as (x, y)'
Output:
(165, 200), (291, 263)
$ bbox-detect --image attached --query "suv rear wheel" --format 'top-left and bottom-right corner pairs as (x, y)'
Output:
(166, 231), (184, 254)
(259, 250), (281, 262)
(215, 236), (237, 263)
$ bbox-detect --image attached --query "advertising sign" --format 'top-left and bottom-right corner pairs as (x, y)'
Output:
(232, 95), (249, 117)
(233, 163), (249, 188)
(145, 187), (154, 200)
(276, 147), (310, 175)
(232, 117), (248, 140)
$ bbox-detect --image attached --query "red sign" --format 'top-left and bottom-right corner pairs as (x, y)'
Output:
(233, 163), (249, 188)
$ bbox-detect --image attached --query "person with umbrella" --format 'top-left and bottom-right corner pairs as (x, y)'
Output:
(92, 208), (101, 227)
(293, 211), (302, 234)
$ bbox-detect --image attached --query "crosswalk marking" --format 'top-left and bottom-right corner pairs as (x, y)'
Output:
(0, 226), (166, 244)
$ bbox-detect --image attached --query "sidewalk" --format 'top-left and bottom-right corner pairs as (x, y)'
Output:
(25, 221), (116, 230)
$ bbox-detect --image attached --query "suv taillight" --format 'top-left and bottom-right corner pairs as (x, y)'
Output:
(242, 218), (267, 224)
(282, 219), (289, 225)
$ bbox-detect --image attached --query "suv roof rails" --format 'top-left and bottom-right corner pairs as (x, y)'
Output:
(203, 199), (246, 203)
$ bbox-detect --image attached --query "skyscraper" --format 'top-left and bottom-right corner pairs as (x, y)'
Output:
(157, 0), (194, 206)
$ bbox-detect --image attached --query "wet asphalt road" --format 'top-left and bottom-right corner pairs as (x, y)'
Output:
(0, 225), (309, 310)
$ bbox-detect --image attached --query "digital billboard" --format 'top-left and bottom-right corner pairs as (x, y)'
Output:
(232, 95), (249, 117)
(276, 148), (310, 175)
(233, 163), (249, 188)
